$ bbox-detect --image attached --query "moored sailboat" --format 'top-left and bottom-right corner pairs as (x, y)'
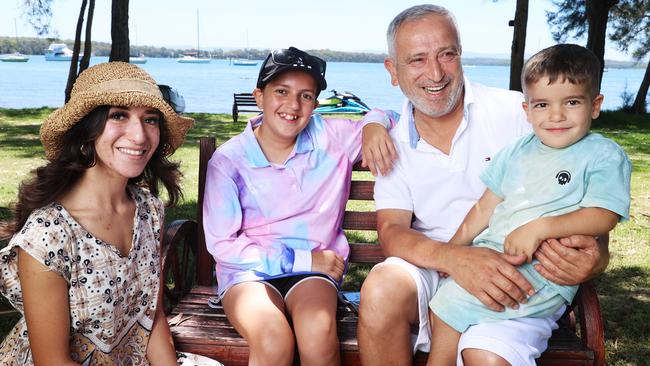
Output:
(1, 19), (29, 62)
(178, 9), (210, 64)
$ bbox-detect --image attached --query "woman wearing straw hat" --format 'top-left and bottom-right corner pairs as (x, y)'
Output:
(0, 62), (220, 365)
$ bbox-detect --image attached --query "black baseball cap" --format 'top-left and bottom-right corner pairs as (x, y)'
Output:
(256, 47), (327, 94)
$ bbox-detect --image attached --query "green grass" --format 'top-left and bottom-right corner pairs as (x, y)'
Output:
(590, 113), (650, 365)
(0, 108), (648, 364)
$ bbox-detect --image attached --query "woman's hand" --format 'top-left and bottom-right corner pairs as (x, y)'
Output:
(312, 250), (345, 281)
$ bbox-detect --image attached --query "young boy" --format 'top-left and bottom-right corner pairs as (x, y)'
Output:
(427, 44), (632, 365)
(203, 47), (395, 366)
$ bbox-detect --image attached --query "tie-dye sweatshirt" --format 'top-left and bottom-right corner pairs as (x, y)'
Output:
(203, 114), (392, 296)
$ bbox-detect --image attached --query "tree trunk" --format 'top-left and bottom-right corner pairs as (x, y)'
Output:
(509, 0), (528, 92)
(585, 0), (618, 90)
(65, 0), (88, 102)
(632, 58), (650, 114)
(79, 0), (95, 73)
(109, 0), (129, 62)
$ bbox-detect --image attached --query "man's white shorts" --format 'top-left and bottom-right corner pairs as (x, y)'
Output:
(376, 257), (565, 366)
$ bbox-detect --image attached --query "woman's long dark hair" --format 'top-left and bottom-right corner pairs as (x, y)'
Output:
(0, 106), (183, 239)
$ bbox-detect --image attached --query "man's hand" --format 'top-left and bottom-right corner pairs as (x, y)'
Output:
(504, 219), (546, 263)
(361, 123), (397, 176)
(312, 250), (345, 281)
(446, 246), (532, 311)
(534, 235), (608, 285)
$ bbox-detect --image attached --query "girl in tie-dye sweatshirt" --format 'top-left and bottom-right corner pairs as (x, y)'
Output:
(203, 47), (395, 365)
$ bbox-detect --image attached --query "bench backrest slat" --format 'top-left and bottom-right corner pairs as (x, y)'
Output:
(349, 181), (374, 200)
(349, 243), (385, 263)
(342, 211), (377, 231)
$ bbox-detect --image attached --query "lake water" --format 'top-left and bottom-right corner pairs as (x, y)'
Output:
(0, 56), (646, 113)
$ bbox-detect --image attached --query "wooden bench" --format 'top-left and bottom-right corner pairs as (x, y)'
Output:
(231, 93), (261, 123)
(162, 136), (606, 366)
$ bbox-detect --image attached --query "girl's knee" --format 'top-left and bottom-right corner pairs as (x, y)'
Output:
(248, 330), (295, 366)
(296, 329), (340, 365)
(295, 314), (339, 360)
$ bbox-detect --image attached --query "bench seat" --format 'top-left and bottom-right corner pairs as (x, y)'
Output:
(167, 285), (597, 366)
(231, 93), (261, 123)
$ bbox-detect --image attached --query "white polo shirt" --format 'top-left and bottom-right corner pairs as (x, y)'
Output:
(374, 78), (532, 242)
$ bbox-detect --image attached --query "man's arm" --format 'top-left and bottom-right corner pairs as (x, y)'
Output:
(377, 209), (533, 311)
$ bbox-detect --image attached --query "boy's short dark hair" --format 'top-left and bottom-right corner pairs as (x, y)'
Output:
(522, 44), (601, 98)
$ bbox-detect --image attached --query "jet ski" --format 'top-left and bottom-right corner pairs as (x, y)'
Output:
(314, 89), (371, 114)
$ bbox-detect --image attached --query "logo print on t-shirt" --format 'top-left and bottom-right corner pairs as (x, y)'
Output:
(556, 170), (571, 185)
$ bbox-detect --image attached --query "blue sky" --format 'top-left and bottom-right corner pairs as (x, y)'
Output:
(0, 0), (632, 60)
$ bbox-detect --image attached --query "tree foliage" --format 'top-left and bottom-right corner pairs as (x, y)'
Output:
(546, 0), (589, 42)
(609, 0), (650, 58)
(547, 0), (649, 113)
(21, 0), (56, 37)
(546, 0), (619, 90)
(609, 0), (650, 113)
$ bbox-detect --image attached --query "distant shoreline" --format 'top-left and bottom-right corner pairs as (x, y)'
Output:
(0, 36), (646, 69)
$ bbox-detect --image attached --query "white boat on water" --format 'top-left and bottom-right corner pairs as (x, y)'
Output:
(45, 43), (79, 61)
(130, 54), (147, 64)
(3, 20), (29, 62)
(177, 55), (210, 64)
(232, 59), (257, 66)
(1, 52), (29, 62)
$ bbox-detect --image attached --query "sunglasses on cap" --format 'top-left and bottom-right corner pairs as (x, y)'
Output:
(158, 84), (186, 113)
(257, 47), (327, 92)
(271, 47), (326, 76)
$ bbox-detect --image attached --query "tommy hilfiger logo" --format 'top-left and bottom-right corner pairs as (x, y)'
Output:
(556, 170), (571, 185)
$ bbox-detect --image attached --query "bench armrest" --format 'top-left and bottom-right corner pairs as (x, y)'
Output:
(162, 219), (198, 314)
(576, 281), (605, 366)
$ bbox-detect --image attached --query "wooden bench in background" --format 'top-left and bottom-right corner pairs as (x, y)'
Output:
(231, 93), (261, 123)
(162, 136), (606, 366)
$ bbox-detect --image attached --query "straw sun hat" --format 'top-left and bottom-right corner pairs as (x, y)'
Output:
(40, 61), (194, 161)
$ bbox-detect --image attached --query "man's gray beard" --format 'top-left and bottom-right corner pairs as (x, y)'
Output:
(405, 78), (465, 119)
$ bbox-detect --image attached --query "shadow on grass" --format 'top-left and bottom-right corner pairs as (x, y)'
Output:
(594, 111), (650, 156)
(166, 200), (198, 224)
(0, 207), (11, 222)
(185, 113), (248, 147)
(594, 266), (650, 364)
(0, 123), (44, 159)
(0, 107), (53, 119)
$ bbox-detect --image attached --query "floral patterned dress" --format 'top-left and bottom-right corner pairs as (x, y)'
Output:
(0, 186), (165, 365)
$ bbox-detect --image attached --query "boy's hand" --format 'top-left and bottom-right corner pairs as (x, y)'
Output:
(361, 123), (397, 176)
(312, 250), (345, 281)
(504, 219), (547, 262)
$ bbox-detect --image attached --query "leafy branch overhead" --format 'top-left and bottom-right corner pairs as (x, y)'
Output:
(22, 0), (56, 37)
(547, 0), (649, 114)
